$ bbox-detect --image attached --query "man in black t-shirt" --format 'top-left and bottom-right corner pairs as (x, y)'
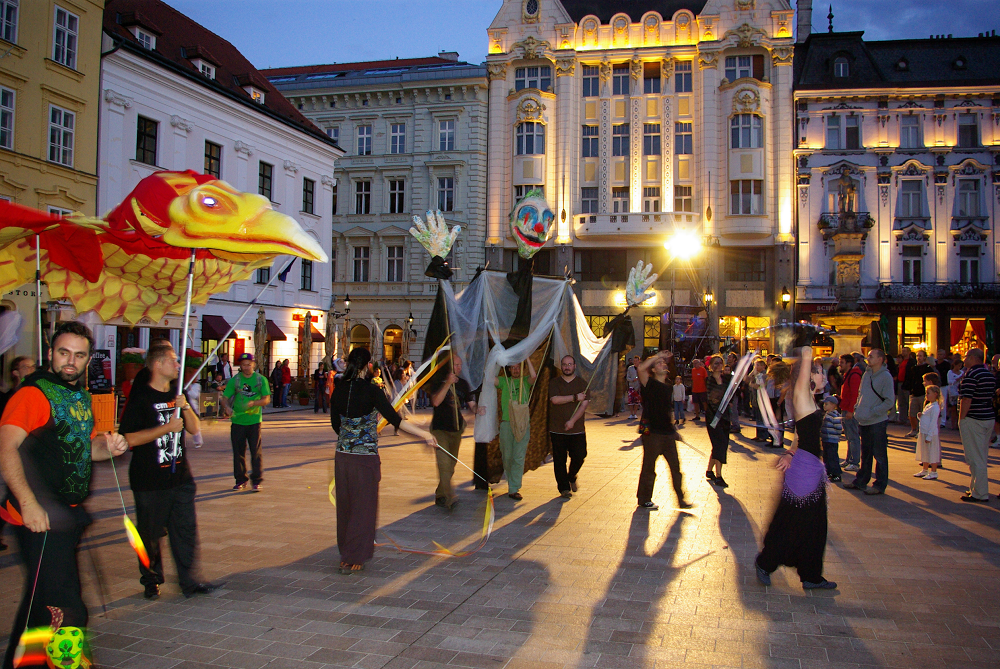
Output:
(636, 351), (692, 510)
(429, 355), (475, 510)
(119, 344), (216, 600)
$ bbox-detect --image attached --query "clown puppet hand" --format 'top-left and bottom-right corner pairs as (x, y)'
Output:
(626, 260), (658, 307)
(410, 210), (461, 259)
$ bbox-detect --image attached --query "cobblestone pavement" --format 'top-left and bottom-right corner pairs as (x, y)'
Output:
(2, 408), (1000, 669)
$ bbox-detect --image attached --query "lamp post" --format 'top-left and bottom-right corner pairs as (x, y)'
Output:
(403, 312), (414, 361)
(663, 229), (703, 356)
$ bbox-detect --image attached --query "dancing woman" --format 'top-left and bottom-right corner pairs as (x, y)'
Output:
(755, 346), (837, 590)
(704, 355), (732, 488)
(330, 348), (435, 575)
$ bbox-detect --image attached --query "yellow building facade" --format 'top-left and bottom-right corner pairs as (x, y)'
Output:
(0, 0), (103, 215)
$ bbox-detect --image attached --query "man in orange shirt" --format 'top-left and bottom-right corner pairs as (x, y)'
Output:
(690, 359), (708, 420)
(0, 322), (128, 669)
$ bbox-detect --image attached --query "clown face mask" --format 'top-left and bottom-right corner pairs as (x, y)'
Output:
(46, 626), (89, 669)
(509, 190), (553, 259)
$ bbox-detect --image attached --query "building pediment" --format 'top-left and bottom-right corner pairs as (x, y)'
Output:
(339, 226), (374, 238)
(949, 158), (989, 176)
(375, 225), (410, 238)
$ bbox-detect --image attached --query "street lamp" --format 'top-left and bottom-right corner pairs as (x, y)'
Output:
(703, 288), (714, 306)
(781, 286), (791, 310)
(663, 229), (703, 355)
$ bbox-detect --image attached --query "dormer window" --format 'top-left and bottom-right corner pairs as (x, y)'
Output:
(191, 58), (215, 79)
(133, 27), (155, 50)
(244, 86), (265, 104)
(834, 57), (849, 78)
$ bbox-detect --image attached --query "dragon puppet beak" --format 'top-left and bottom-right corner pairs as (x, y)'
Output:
(163, 182), (328, 262)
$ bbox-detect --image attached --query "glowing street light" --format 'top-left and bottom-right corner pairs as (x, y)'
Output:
(664, 228), (702, 259)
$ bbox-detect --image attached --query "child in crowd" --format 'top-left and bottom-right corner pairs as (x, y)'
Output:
(915, 385), (942, 479)
(673, 376), (686, 425)
(820, 396), (843, 482)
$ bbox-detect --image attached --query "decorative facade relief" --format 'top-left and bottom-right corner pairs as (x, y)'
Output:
(103, 89), (133, 108)
(582, 17), (599, 46)
(555, 57), (576, 77)
(736, 0), (755, 9)
(724, 23), (767, 49)
(699, 50), (719, 69)
(599, 60), (612, 82)
(733, 88), (761, 113)
(283, 160), (299, 173)
(612, 15), (630, 47)
(630, 57), (642, 82)
(661, 57), (674, 80)
(771, 46), (793, 66)
(170, 115), (193, 133)
(234, 140), (254, 156)
(487, 62), (507, 82)
(643, 15), (660, 45)
(515, 97), (546, 122)
(512, 36), (550, 60)
(321, 175), (334, 187)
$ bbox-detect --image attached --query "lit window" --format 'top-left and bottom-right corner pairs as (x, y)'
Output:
(731, 114), (762, 149)
(390, 123), (405, 154)
(52, 6), (78, 69)
(48, 105), (74, 167)
(643, 62), (660, 94)
(514, 66), (551, 91)
(356, 125), (372, 155)
(515, 122), (544, 155)
(0, 87), (14, 150)
(730, 180), (763, 215)
(203, 141), (221, 177)
(438, 120), (455, 151)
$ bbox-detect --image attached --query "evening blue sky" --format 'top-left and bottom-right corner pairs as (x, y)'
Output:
(161, 1), (997, 70)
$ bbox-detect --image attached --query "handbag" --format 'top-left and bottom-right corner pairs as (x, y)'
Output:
(508, 374), (530, 443)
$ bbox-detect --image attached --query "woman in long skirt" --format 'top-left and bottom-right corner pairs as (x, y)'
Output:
(756, 346), (837, 590)
(331, 348), (435, 574)
(705, 355), (732, 488)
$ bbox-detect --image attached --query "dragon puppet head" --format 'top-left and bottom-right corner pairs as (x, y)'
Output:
(106, 170), (327, 263)
(509, 189), (553, 259)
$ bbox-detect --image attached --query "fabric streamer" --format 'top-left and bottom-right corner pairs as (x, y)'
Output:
(12, 532), (47, 668)
(757, 385), (783, 444)
(709, 351), (756, 429)
(0, 309), (23, 357)
(108, 454), (150, 568)
(375, 341), (452, 433)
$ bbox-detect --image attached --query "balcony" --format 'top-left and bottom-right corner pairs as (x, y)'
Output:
(874, 282), (1000, 301)
(817, 212), (875, 240)
(574, 212), (700, 239)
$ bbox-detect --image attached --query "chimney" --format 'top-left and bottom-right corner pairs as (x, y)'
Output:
(437, 51), (459, 62)
(796, 0), (813, 43)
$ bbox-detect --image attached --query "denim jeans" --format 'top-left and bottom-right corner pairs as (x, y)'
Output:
(842, 414), (861, 465)
(856, 420), (889, 491)
(822, 441), (843, 478)
(674, 400), (685, 421)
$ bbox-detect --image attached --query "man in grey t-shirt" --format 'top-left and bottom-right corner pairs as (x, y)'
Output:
(844, 349), (895, 495)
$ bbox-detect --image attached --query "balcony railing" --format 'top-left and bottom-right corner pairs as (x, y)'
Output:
(875, 282), (1000, 301)
(575, 212), (700, 238)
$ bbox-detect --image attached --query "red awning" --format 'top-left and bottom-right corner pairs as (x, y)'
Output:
(202, 315), (236, 340)
(265, 320), (286, 341)
(297, 323), (325, 342)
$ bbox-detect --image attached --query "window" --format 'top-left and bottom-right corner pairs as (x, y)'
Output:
(957, 180), (981, 217)
(575, 249), (627, 282)
(47, 105), (73, 167)
(642, 186), (660, 212)
(516, 122), (544, 155)
(958, 113), (979, 148)
(353, 246), (370, 282)
(730, 114), (762, 149)
(612, 124), (629, 156)
(959, 245), (980, 285)
(581, 187), (598, 214)
(258, 161), (273, 200)
(356, 125), (372, 155)
(0, 87), (14, 150)
(438, 120), (455, 151)
(513, 185), (544, 202)
(437, 177), (454, 211)
(245, 87), (264, 104)
(390, 123), (405, 154)
(302, 178), (315, 214)
(834, 57), (849, 78)
(203, 141), (221, 177)
(845, 116), (860, 149)
(725, 56), (751, 81)
(48, 205), (71, 217)
(300, 259), (313, 291)
(581, 125), (598, 157)
(730, 180), (763, 215)
(331, 182), (337, 215)
(52, 6), (78, 69)
(386, 245), (403, 282)
(898, 181), (922, 217)
(582, 65), (599, 97)
(900, 115), (921, 149)
(675, 122), (692, 154)
(326, 126), (339, 144)
(354, 180), (371, 214)
(135, 116), (157, 165)
(724, 250), (766, 282)
(194, 60), (215, 79)
(514, 66), (551, 91)
(612, 64), (629, 96)
(674, 185), (692, 213)
(644, 315), (661, 353)
(826, 116), (841, 149)
(643, 62), (660, 94)
(388, 179), (405, 214)
(330, 249), (337, 283)
(675, 61), (692, 92)
(642, 124), (660, 156)
(612, 187), (629, 213)
(826, 115), (860, 150)
(1, 0), (18, 43)
(135, 28), (155, 50)
(255, 266), (270, 284)
(901, 245), (921, 285)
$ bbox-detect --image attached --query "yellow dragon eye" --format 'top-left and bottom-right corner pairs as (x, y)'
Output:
(202, 196), (218, 208)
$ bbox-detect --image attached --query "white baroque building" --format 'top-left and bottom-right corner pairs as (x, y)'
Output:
(264, 55), (489, 363)
(485, 0), (797, 358)
(98, 0), (343, 380)
(793, 17), (1000, 356)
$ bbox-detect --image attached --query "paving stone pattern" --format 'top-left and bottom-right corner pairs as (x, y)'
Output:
(2, 408), (1000, 668)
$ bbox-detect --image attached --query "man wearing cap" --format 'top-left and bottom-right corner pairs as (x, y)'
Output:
(220, 353), (271, 491)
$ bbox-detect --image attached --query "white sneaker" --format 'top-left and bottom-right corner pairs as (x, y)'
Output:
(922, 472), (938, 480)
(914, 470), (928, 477)
(844, 464), (860, 472)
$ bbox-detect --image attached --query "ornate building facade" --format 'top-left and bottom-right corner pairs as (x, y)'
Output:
(485, 0), (797, 358)
(793, 27), (1000, 356)
(265, 55), (489, 362)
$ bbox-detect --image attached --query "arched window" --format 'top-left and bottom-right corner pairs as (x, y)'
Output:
(515, 122), (545, 155)
(834, 57), (849, 78)
(731, 114), (762, 148)
(349, 324), (370, 353)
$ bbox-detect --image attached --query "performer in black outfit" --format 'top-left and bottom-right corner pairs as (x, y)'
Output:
(755, 346), (837, 590)
(330, 348), (434, 575)
(704, 355), (732, 488)
(635, 351), (692, 510)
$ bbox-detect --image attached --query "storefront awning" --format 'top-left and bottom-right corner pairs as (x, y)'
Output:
(202, 315), (236, 341)
(265, 320), (287, 341)
(298, 323), (325, 343)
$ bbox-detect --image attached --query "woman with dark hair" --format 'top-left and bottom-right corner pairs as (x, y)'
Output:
(330, 347), (435, 575)
(755, 346), (837, 590)
(704, 355), (732, 488)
